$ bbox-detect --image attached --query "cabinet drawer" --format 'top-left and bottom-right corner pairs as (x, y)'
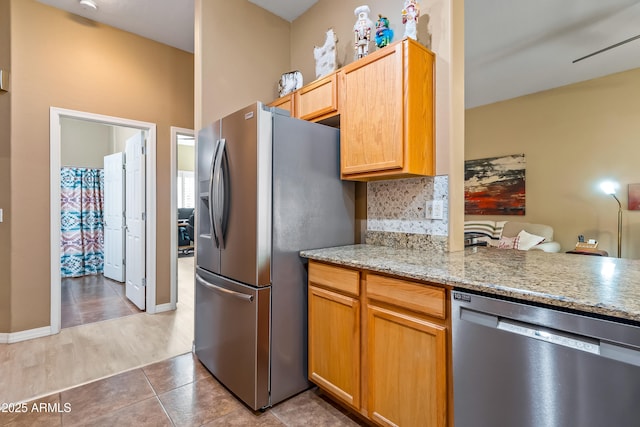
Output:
(269, 94), (294, 115)
(296, 73), (338, 121)
(366, 274), (445, 319)
(308, 261), (360, 297)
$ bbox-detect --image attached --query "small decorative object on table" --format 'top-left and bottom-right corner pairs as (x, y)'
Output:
(353, 5), (374, 60)
(313, 28), (338, 79)
(277, 70), (303, 97)
(375, 14), (394, 48)
(401, 0), (420, 40)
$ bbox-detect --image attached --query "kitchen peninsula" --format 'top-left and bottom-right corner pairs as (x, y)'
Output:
(302, 244), (640, 321)
(301, 244), (640, 427)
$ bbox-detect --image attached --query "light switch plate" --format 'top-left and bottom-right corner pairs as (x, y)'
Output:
(425, 200), (445, 220)
(0, 208), (3, 222)
(432, 200), (444, 220)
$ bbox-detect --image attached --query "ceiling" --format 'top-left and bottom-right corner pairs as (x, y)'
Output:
(465, 0), (640, 108)
(36, 0), (640, 108)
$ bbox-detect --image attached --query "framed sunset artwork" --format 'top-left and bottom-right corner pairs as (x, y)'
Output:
(464, 154), (526, 215)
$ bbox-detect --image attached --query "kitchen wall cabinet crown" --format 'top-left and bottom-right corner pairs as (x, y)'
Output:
(307, 260), (450, 427)
(269, 38), (435, 181)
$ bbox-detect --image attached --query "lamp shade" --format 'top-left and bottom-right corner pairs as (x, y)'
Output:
(600, 181), (618, 195)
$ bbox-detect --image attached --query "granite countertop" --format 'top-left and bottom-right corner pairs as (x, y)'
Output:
(300, 244), (640, 323)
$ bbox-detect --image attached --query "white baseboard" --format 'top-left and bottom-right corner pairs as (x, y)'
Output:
(0, 326), (52, 344)
(155, 302), (177, 313)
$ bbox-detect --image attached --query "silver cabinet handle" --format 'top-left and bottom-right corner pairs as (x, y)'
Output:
(196, 274), (254, 302)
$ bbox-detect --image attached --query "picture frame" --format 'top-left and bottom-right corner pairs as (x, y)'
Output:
(628, 183), (640, 210)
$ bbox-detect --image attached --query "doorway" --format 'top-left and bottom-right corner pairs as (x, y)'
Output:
(50, 107), (158, 334)
(170, 127), (195, 309)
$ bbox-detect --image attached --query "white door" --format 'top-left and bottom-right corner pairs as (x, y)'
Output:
(125, 131), (146, 310)
(103, 152), (125, 282)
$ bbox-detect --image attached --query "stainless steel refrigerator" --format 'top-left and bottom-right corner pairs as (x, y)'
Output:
(194, 102), (355, 410)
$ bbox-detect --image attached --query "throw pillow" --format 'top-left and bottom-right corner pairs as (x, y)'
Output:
(464, 221), (501, 240)
(516, 230), (545, 251)
(496, 236), (518, 249)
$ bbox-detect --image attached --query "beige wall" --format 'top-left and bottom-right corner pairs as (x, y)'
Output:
(61, 118), (113, 168)
(112, 126), (139, 153)
(7, 0), (193, 332)
(466, 68), (640, 258)
(0, 0), (11, 332)
(60, 119), (142, 168)
(197, 0), (290, 128)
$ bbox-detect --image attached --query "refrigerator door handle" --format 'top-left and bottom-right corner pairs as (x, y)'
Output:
(220, 140), (230, 247)
(195, 274), (254, 302)
(208, 139), (220, 247)
(213, 138), (227, 249)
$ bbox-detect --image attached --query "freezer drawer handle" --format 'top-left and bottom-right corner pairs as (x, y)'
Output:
(196, 274), (254, 302)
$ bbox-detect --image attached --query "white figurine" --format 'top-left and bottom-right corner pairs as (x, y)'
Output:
(278, 71), (303, 97)
(314, 28), (338, 79)
(402, 0), (420, 40)
(353, 5), (374, 60)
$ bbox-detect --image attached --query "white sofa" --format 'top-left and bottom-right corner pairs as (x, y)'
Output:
(464, 220), (561, 252)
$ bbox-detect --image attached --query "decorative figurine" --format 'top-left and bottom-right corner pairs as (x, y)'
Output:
(277, 70), (303, 97)
(314, 28), (338, 79)
(353, 5), (374, 60)
(375, 14), (394, 48)
(401, 0), (420, 40)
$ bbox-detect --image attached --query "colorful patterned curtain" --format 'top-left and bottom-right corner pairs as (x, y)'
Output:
(60, 167), (105, 277)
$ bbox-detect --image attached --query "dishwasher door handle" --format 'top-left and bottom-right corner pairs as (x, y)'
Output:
(459, 307), (601, 355)
(496, 318), (601, 355)
(600, 342), (640, 367)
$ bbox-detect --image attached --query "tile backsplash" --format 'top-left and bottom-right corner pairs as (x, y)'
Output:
(367, 175), (449, 236)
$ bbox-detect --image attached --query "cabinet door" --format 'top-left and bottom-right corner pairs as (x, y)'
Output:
(341, 43), (404, 175)
(367, 304), (447, 427)
(308, 285), (361, 409)
(269, 94), (295, 116)
(297, 73), (338, 122)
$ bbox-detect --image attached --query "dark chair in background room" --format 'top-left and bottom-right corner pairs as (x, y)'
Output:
(178, 208), (194, 255)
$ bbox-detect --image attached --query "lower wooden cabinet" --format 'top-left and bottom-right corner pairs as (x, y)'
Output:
(367, 304), (447, 427)
(308, 285), (361, 409)
(307, 261), (450, 427)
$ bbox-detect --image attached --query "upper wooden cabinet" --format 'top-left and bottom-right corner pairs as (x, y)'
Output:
(296, 73), (339, 122)
(269, 93), (294, 116)
(268, 72), (339, 123)
(269, 38), (435, 181)
(340, 38), (435, 181)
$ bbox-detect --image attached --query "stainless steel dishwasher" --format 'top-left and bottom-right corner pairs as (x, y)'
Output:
(452, 290), (640, 427)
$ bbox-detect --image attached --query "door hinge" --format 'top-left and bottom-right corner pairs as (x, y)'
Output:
(142, 212), (146, 221)
(142, 277), (146, 287)
(122, 258), (126, 266)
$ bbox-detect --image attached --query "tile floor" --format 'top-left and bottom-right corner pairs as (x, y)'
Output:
(0, 257), (195, 405)
(61, 274), (141, 328)
(0, 352), (369, 427)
